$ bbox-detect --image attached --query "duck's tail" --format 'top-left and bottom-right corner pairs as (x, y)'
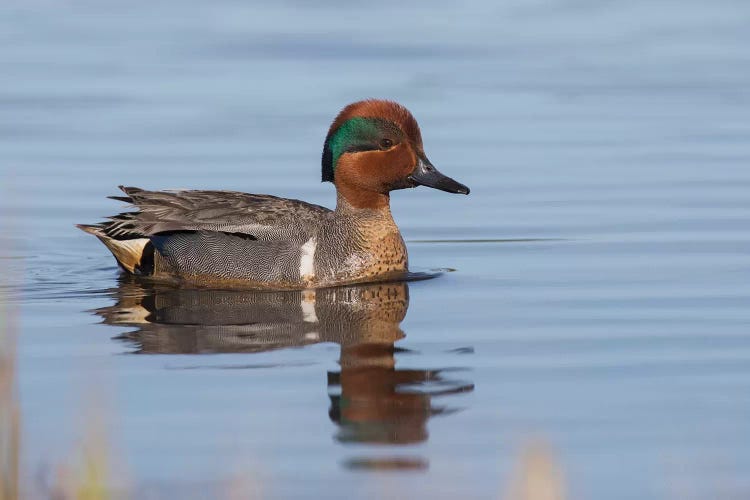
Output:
(76, 224), (152, 275)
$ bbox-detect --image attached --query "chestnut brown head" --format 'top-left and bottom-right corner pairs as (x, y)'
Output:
(321, 100), (469, 200)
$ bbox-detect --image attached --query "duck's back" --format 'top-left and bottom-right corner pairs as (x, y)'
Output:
(106, 186), (330, 241)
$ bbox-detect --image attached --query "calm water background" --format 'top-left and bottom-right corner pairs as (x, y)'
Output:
(2, 0), (750, 498)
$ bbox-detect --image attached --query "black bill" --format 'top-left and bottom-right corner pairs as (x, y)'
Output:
(408, 156), (470, 195)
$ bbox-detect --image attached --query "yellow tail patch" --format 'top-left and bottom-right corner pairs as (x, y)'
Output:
(77, 225), (148, 274)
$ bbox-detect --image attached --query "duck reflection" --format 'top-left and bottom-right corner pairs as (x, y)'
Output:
(95, 276), (473, 449)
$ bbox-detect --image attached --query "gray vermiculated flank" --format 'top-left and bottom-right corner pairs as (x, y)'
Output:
(150, 230), (305, 283)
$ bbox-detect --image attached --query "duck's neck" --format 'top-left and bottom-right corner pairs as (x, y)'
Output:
(334, 183), (391, 212)
(335, 191), (393, 220)
(333, 191), (401, 241)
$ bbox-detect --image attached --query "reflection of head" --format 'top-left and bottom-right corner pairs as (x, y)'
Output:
(329, 344), (431, 445)
(328, 343), (473, 445)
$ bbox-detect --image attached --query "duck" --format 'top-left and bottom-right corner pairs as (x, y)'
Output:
(78, 99), (469, 289)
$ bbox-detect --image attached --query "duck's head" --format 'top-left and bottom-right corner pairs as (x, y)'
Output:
(322, 100), (469, 208)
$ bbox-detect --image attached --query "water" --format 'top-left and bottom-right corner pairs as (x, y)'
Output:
(2, 0), (750, 498)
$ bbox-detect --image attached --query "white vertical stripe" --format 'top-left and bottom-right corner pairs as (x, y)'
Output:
(299, 237), (317, 282)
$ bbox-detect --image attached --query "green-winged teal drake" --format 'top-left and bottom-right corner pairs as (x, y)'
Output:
(78, 99), (470, 289)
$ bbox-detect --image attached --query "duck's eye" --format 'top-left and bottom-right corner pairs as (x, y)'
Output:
(379, 138), (393, 149)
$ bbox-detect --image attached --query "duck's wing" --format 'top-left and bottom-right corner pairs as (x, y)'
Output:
(98, 186), (331, 242)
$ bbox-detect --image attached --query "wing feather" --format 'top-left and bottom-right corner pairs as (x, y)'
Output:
(97, 186), (331, 243)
